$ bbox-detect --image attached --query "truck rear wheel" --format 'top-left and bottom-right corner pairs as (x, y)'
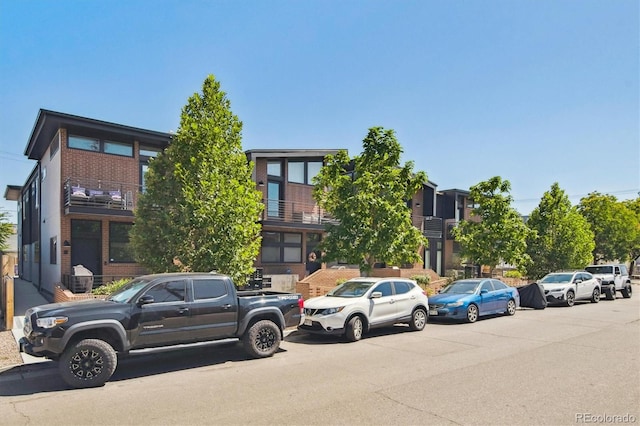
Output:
(621, 284), (632, 299)
(59, 339), (117, 388)
(242, 320), (281, 358)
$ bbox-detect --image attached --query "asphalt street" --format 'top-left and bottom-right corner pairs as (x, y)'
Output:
(0, 293), (638, 425)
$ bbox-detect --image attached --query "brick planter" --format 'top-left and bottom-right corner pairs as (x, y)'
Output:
(53, 285), (108, 303)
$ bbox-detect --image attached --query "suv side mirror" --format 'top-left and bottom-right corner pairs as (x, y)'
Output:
(574, 279), (582, 284)
(370, 291), (382, 299)
(137, 295), (155, 307)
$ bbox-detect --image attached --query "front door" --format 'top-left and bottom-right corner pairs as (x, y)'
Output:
(71, 220), (102, 276)
(131, 279), (190, 348)
(369, 281), (397, 325)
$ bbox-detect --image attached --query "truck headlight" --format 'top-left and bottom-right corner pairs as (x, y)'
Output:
(36, 317), (68, 328)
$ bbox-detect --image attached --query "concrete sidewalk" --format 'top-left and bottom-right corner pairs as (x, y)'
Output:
(10, 278), (51, 365)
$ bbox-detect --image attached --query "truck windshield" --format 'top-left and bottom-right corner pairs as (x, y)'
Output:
(108, 278), (150, 303)
(585, 266), (612, 274)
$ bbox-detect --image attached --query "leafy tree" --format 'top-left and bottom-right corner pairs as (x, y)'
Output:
(0, 210), (13, 252)
(451, 176), (530, 273)
(130, 75), (263, 284)
(312, 127), (428, 276)
(622, 197), (640, 271)
(524, 183), (594, 279)
(577, 192), (636, 263)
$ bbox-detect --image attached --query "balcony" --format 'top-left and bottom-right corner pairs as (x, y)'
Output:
(261, 199), (339, 227)
(64, 177), (138, 217)
(414, 215), (443, 239)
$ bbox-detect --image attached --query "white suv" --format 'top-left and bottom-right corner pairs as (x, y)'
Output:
(299, 277), (429, 341)
(584, 264), (632, 300)
(538, 271), (601, 306)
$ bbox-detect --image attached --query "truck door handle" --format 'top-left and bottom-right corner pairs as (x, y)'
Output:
(222, 304), (231, 310)
(178, 307), (189, 314)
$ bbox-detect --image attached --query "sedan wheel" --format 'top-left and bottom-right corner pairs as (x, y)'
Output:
(466, 304), (478, 323)
(506, 299), (516, 316)
(590, 287), (600, 303)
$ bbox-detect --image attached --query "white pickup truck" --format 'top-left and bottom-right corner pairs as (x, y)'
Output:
(584, 264), (632, 300)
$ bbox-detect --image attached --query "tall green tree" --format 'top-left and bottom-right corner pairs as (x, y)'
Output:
(524, 183), (594, 279)
(130, 75), (263, 284)
(623, 197), (640, 273)
(0, 210), (13, 252)
(578, 192), (635, 263)
(312, 127), (428, 276)
(451, 176), (530, 273)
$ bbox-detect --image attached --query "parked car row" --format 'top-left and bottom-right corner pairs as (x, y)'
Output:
(538, 264), (632, 307)
(299, 276), (521, 341)
(299, 263), (633, 342)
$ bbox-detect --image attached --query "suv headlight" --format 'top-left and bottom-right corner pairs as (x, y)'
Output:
(320, 307), (345, 315)
(36, 317), (68, 328)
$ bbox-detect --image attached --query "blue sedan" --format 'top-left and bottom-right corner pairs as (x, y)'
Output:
(428, 279), (519, 323)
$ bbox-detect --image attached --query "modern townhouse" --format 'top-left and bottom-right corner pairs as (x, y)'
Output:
(5, 109), (469, 297)
(5, 109), (171, 297)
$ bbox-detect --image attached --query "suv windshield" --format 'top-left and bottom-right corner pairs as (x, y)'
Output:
(585, 266), (612, 275)
(540, 274), (574, 284)
(108, 278), (150, 303)
(328, 281), (374, 297)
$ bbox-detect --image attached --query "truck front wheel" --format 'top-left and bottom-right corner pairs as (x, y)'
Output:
(243, 320), (281, 358)
(59, 339), (117, 388)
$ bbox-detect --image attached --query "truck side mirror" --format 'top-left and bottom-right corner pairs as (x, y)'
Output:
(137, 295), (155, 307)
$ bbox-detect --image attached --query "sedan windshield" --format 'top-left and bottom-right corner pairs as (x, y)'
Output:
(540, 274), (573, 284)
(107, 278), (149, 303)
(328, 281), (374, 298)
(441, 281), (480, 294)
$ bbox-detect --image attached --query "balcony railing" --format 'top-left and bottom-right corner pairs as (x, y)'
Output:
(64, 177), (138, 215)
(261, 199), (339, 226)
(412, 215), (443, 239)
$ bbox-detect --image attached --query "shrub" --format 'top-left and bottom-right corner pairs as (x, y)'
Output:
(92, 278), (132, 295)
(336, 278), (348, 286)
(410, 275), (430, 285)
(503, 270), (523, 279)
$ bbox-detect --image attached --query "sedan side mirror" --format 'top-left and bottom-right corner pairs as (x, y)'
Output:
(480, 289), (488, 294)
(137, 295), (155, 307)
(370, 291), (382, 299)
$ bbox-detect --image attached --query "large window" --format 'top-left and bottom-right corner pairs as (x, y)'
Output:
(287, 160), (323, 184)
(109, 222), (134, 263)
(68, 135), (133, 157)
(262, 232), (302, 263)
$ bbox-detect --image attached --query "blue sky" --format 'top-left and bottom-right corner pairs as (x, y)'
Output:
(1, 0), (638, 222)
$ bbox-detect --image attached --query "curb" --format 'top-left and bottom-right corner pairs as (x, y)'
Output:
(0, 360), (56, 383)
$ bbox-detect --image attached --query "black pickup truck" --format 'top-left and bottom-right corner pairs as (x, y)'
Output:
(20, 272), (304, 388)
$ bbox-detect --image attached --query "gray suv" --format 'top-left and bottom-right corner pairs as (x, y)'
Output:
(584, 264), (632, 299)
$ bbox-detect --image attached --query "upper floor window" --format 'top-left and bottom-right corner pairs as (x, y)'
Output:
(50, 134), (59, 159)
(267, 161), (282, 177)
(68, 135), (133, 157)
(288, 160), (323, 185)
